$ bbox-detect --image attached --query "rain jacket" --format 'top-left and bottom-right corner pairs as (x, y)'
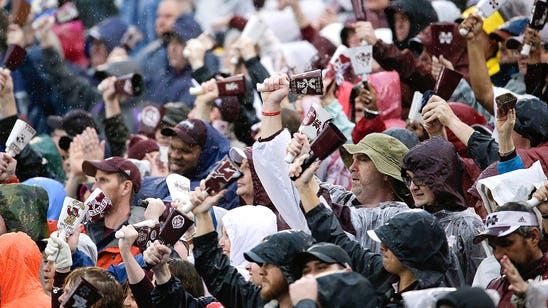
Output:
(318, 182), (409, 254)
(151, 276), (219, 308)
(487, 253), (548, 308)
(0, 232), (50, 308)
(252, 129), (409, 246)
(305, 205), (448, 307)
(193, 231), (265, 308)
(135, 120), (239, 210)
(403, 137), (487, 287)
(385, 0), (438, 51)
(222, 205), (277, 279)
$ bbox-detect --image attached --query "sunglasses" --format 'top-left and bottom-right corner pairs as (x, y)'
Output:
(402, 175), (427, 187)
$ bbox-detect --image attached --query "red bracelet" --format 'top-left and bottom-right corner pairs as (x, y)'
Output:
(262, 110), (281, 116)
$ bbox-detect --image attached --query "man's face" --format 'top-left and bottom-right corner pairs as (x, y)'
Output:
(168, 137), (202, 176)
(499, 43), (519, 65)
(167, 38), (187, 72)
(488, 232), (539, 268)
(405, 171), (436, 208)
(219, 226), (231, 257)
(92, 170), (126, 207)
(155, 0), (181, 36)
(89, 39), (109, 68)
(246, 262), (263, 286)
(380, 244), (407, 274)
(236, 159), (253, 203)
(349, 153), (387, 205)
(259, 263), (288, 301)
(394, 12), (410, 42)
(42, 259), (55, 292)
(302, 259), (344, 276)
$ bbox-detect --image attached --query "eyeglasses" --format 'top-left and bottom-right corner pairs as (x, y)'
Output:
(402, 175), (426, 187)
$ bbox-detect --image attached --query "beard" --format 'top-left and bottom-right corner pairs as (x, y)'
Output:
(260, 278), (288, 301)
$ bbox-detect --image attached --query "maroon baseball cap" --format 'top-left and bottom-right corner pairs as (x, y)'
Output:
(82, 157), (142, 193)
(161, 119), (207, 147)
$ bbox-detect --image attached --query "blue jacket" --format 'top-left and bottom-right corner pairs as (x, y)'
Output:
(135, 120), (239, 209)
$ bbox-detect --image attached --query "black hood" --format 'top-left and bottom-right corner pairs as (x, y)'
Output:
(372, 209), (450, 288)
(514, 98), (548, 147)
(402, 136), (466, 211)
(385, 0), (438, 50)
(317, 272), (378, 308)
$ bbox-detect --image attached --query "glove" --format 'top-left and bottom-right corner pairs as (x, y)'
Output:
(45, 231), (73, 270)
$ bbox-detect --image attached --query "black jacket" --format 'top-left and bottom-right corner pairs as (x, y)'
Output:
(193, 231), (266, 308)
(151, 276), (218, 308)
(305, 205), (445, 307)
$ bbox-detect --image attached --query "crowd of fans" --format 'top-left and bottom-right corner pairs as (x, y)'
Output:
(0, 0), (547, 307)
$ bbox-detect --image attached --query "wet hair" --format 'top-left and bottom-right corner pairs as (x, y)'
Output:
(64, 267), (124, 308)
(496, 202), (543, 245)
(168, 259), (205, 297)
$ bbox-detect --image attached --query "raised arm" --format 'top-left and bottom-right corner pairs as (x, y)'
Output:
(190, 186), (263, 308)
(289, 156), (388, 283)
(462, 15), (494, 114)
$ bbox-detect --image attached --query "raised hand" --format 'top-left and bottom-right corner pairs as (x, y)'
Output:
(354, 21), (378, 45)
(459, 14), (483, 41)
(118, 225), (139, 253)
(145, 152), (168, 177)
(421, 95), (449, 138)
(0, 153), (17, 181)
(431, 55), (454, 80)
(289, 274), (318, 305)
(500, 255), (528, 297)
(259, 74), (290, 106)
(143, 240), (171, 267)
(80, 127), (105, 161)
(44, 231), (73, 272)
(286, 132), (309, 163)
(189, 183), (225, 217)
(98, 76), (118, 107)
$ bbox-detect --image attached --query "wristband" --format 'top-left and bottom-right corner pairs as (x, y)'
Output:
(499, 148), (516, 162)
(262, 110), (281, 116)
